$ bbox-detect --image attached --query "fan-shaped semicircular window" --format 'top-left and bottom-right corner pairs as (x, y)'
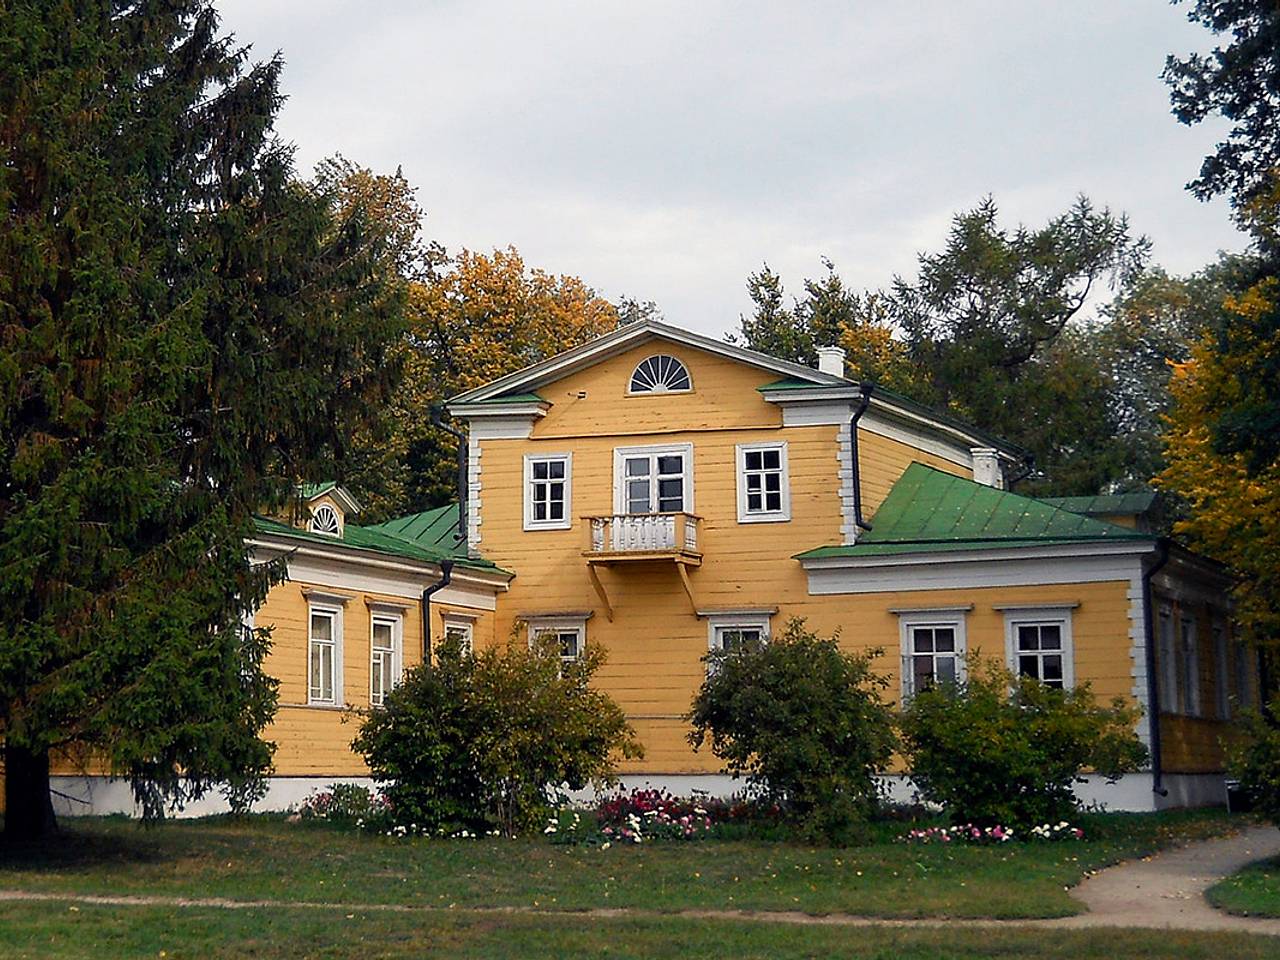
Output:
(309, 503), (341, 536)
(629, 355), (691, 394)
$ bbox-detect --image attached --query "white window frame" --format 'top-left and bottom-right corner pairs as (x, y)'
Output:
(626, 354), (693, 395)
(1158, 606), (1178, 714)
(307, 602), (344, 706)
(523, 452), (573, 531)
(368, 611), (403, 708)
(736, 441), (791, 523)
(1180, 613), (1201, 718)
(1213, 618), (1230, 720)
(896, 608), (969, 700)
(308, 503), (342, 537)
(1002, 607), (1076, 690)
(526, 616), (589, 666)
(613, 442), (694, 515)
(705, 614), (771, 654)
(441, 613), (475, 655)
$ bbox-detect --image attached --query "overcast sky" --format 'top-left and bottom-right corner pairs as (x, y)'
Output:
(218, 0), (1241, 338)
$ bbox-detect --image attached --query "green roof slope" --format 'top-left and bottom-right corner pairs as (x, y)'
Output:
(1039, 492), (1158, 517)
(797, 463), (1154, 560)
(365, 504), (468, 557)
(254, 509), (501, 573)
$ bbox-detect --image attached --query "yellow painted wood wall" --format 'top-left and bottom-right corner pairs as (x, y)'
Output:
(474, 340), (1155, 774)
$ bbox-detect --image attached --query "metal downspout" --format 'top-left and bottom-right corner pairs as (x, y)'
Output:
(1143, 538), (1172, 798)
(421, 558), (454, 664)
(850, 383), (875, 532)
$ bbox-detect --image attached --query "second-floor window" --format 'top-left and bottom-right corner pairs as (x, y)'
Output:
(524, 453), (572, 531)
(615, 443), (693, 515)
(737, 442), (790, 522)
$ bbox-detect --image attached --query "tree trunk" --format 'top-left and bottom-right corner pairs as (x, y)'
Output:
(3, 744), (57, 841)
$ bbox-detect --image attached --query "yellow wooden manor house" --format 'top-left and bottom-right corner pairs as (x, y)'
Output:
(51, 320), (1251, 814)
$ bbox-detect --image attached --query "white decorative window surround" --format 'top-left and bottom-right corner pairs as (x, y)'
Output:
(307, 602), (344, 705)
(704, 611), (772, 654)
(369, 612), (403, 707)
(736, 441), (790, 523)
(526, 615), (590, 665)
(1001, 606), (1076, 690)
(1213, 619), (1230, 720)
(628, 354), (691, 394)
(309, 503), (341, 536)
(442, 613), (475, 655)
(613, 443), (694, 515)
(1157, 606), (1178, 713)
(896, 607), (969, 699)
(523, 453), (572, 531)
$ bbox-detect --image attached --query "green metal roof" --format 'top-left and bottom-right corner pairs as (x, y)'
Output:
(795, 463), (1154, 561)
(469, 392), (546, 405)
(364, 504), (468, 557)
(253, 511), (503, 574)
(1039, 491), (1158, 517)
(757, 377), (831, 392)
(299, 481), (338, 499)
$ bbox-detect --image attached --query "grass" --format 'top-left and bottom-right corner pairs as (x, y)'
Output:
(0, 808), (1244, 920)
(1207, 853), (1280, 917)
(2, 900), (1279, 960)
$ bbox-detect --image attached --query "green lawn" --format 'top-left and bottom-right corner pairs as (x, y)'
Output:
(1207, 853), (1280, 917)
(0, 809), (1243, 920)
(2, 900), (1278, 960)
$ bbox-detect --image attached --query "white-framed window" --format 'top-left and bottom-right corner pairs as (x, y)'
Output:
(307, 604), (343, 705)
(1213, 618), (1230, 720)
(736, 442), (790, 523)
(1180, 614), (1201, 717)
(614, 443), (694, 515)
(442, 614), (475, 655)
(309, 503), (341, 536)
(628, 354), (691, 394)
(1157, 606), (1178, 713)
(527, 616), (588, 666)
(369, 612), (403, 707)
(523, 453), (572, 531)
(1003, 607), (1075, 690)
(896, 609), (968, 699)
(706, 616), (773, 655)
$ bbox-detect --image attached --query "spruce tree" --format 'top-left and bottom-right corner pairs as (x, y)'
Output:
(0, 2), (405, 837)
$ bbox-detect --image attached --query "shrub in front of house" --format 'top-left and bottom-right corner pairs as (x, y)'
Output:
(685, 618), (897, 840)
(1227, 696), (1280, 823)
(352, 632), (642, 837)
(899, 660), (1147, 828)
(296, 782), (391, 826)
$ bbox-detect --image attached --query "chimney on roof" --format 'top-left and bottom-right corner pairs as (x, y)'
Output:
(971, 447), (1004, 489)
(816, 345), (845, 378)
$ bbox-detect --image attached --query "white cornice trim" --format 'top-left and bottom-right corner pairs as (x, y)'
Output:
(448, 320), (846, 405)
(799, 540), (1154, 571)
(447, 401), (551, 419)
(247, 535), (512, 592)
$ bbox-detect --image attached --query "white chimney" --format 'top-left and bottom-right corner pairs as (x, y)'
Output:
(971, 447), (1003, 489)
(817, 346), (846, 378)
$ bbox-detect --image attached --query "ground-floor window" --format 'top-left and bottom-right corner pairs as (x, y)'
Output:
(895, 608), (969, 699)
(999, 606), (1076, 690)
(369, 612), (403, 707)
(441, 613), (475, 656)
(526, 615), (591, 670)
(307, 604), (343, 705)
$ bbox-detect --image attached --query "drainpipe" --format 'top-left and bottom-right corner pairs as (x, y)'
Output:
(420, 558), (454, 663)
(1142, 538), (1172, 798)
(431, 408), (468, 546)
(1006, 455), (1036, 490)
(850, 383), (874, 532)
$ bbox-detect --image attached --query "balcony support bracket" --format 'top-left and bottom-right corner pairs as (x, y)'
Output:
(676, 560), (698, 615)
(587, 563), (615, 622)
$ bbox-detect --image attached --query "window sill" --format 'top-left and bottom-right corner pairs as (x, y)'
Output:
(737, 513), (791, 524)
(286, 702), (349, 712)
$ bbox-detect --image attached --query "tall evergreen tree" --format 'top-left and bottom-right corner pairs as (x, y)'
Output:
(0, 2), (405, 837)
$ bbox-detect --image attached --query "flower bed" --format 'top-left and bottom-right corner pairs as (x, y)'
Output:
(897, 821), (1085, 844)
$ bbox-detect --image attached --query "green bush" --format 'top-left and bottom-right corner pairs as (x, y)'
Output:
(685, 619), (896, 838)
(1228, 698), (1280, 823)
(296, 783), (391, 826)
(900, 661), (1148, 827)
(352, 631), (641, 836)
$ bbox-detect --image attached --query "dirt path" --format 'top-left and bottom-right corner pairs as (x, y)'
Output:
(2, 826), (1279, 934)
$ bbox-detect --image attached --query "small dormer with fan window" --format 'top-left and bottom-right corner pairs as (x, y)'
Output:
(297, 482), (362, 538)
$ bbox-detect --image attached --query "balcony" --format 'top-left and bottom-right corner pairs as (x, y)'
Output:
(580, 513), (703, 619)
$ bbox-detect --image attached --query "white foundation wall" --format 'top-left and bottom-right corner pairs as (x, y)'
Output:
(49, 775), (375, 819)
(52, 771), (1229, 818)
